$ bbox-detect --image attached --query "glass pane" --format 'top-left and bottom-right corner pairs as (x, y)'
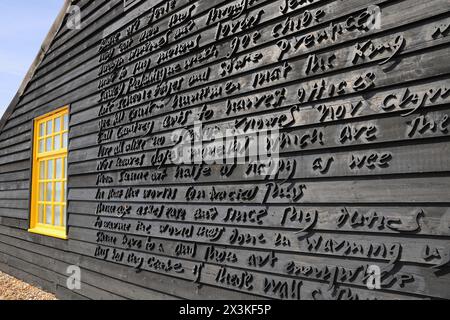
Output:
(55, 117), (61, 133)
(39, 161), (45, 180)
(47, 160), (54, 179)
(54, 135), (61, 150)
(55, 182), (62, 202)
(46, 205), (52, 225)
(62, 182), (66, 202)
(46, 137), (52, 152)
(62, 132), (68, 148)
(56, 158), (62, 179)
(46, 120), (53, 135)
(39, 183), (44, 201)
(54, 206), (61, 227)
(46, 183), (52, 202)
(38, 205), (44, 224)
(64, 157), (67, 177)
(63, 114), (68, 130)
(39, 139), (44, 153)
(39, 123), (45, 137)
(62, 206), (66, 227)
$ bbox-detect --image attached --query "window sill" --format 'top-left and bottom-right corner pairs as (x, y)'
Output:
(28, 226), (68, 240)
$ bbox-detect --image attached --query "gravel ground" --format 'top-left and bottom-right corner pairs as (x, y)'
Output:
(0, 271), (56, 300)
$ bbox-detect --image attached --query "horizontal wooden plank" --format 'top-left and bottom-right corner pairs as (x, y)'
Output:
(68, 108), (450, 175)
(69, 176), (450, 204)
(0, 199), (29, 210)
(68, 213), (450, 267)
(0, 225), (262, 300)
(0, 217), (29, 230)
(0, 250), (126, 300)
(0, 180), (30, 192)
(0, 237), (175, 300)
(67, 141), (450, 191)
(0, 190), (29, 200)
(0, 0), (449, 301)
(72, 224), (450, 299)
(0, 208), (28, 220)
(68, 226), (438, 299)
(0, 170), (30, 183)
(6, 0), (442, 130)
(68, 200), (450, 237)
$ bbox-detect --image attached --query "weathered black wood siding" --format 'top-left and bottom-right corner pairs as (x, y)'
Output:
(0, 0), (449, 300)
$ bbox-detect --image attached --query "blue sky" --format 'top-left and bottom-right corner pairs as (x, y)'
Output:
(0, 0), (63, 118)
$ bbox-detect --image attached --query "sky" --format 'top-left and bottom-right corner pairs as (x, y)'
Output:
(0, 0), (63, 118)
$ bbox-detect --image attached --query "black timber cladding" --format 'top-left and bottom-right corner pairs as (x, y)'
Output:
(0, 0), (449, 299)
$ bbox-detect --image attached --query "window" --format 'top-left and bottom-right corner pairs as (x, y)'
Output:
(29, 106), (69, 239)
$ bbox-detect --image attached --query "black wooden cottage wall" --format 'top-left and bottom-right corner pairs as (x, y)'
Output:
(0, 0), (449, 300)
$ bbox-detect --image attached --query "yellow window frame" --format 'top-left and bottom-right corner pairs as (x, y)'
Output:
(29, 106), (69, 240)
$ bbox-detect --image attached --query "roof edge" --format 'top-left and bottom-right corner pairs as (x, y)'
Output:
(0, 0), (73, 133)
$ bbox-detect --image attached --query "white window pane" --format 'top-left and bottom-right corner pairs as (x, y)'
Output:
(55, 182), (62, 202)
(56, 158), (62, 179)
(62, 182), (66, 202)
(54, 135), (61, 150)
(54, 206), (61, 227)
(63, 114), (68, 130)
(62, 206), (66, 227)
(46, 205), (52, 225)
(39, 161), (45, 180)
(62, 132), (68, 148)
(39, 139), (44, 153)
(39, 183), (45, 201)
(55, 117), (61, 133)
(46, 183), (52, 202)
(39, 123), (45, 137)
(46, 137), (52, 152)
(38, 205), (44, 224)
(47, 160), (54, 179)
(46, 120), (53, 135)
